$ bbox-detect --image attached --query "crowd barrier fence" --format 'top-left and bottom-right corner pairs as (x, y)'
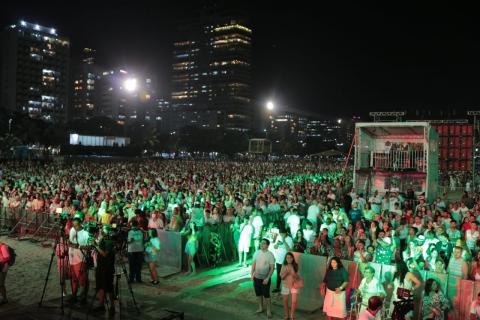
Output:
(1, 208), (478, 319)
(292, 253), (476, 320)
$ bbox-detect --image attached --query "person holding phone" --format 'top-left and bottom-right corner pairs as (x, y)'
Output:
(272, 228), (293, 293)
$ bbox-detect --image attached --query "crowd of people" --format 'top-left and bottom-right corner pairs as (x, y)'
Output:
(0, 159), (480, 319)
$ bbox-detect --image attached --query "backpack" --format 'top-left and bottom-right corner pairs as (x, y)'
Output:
(1, 244), (16, 267)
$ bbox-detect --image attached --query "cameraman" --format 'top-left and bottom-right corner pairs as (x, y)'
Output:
(127, 220), (144, 283)
(68, 215), (90, 303)
(93, 225), (115, 314)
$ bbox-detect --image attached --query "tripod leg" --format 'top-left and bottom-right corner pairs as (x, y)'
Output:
(38, 239), (57, 307)
(86, 289), (99, 319)
(120, 261), (140, 314)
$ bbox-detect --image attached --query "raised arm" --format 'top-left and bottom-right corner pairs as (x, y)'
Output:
(407, 272), (422, 290)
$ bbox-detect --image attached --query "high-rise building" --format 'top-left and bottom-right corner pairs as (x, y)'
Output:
(0, 21), (70, 122)
(95, 69), (156, 125)
(269, 112), (300, 141)
(171, 8), (252, 131)
(71, 48), (99, 120)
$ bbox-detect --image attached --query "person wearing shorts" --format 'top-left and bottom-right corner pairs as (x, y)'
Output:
(238, 215), (253, 267)
(280, 252), (300, 320)
(251, 238), (275, 318)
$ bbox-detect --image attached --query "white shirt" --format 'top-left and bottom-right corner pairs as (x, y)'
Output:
(466, 229), (479, 249)
(307, 205), (320, 225)
(239, 223), (254, 245)
(358, 278), (386, 306)
(303, 229), (316, 246)
(286, 214), (301, 236)
(68, 228), (90, 265)
(273, 235), (294, 264)
(127, 228), (144, 253)
(252, 216), (264, 238)
(253, 249), (275, 279)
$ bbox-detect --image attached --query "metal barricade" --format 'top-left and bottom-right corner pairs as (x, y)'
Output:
(370, 150), (427, 172)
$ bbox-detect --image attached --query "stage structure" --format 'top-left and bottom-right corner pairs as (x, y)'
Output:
(248, 138), (272, 154)
(353, 122), (439, 201)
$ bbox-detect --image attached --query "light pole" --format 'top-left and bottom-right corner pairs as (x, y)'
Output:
(8, 118), (12, 134)
(265, 101), (275, 139)
(123, 78), (138, 138)
(468, 111), (480, 192)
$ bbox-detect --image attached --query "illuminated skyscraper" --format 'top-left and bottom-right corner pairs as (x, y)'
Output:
(171, 8), (252, 131)
(0, 21), (70, 122)
(95, 69), (156, 125)
(71, 48), (99, 120)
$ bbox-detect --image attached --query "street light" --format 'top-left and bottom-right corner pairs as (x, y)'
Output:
(124, 78), (137, 92)
(266, 101), (275, 111)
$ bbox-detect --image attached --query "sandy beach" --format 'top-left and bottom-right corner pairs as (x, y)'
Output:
(0, 235), (327, 320)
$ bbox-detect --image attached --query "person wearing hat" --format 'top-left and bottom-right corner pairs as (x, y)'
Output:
(92, 224), (115, 314)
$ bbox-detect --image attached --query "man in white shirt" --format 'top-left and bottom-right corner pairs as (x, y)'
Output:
(252, 210), (265, 250)
(251, 238), (275, 318)
(238, 216), (254, 267)
(272, 228), (293, 293)
(286, 209), (301, 236)
(68, 216), (90, 303)
(303, 221), (316, 249)
(307, 200), (320, 230)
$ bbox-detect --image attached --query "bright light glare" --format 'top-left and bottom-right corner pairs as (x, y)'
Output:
(20, 21), (26, 26)
(266, 101), (274, 111)
(124, 78), (137, 92)
(337, 119), (342, 124)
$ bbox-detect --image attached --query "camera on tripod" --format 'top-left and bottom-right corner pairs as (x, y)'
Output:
(83, 221), (100, 244)
(110, 223), (129, 253)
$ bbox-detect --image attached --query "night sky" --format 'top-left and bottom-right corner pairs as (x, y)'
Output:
(2, 1), (480, 118)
